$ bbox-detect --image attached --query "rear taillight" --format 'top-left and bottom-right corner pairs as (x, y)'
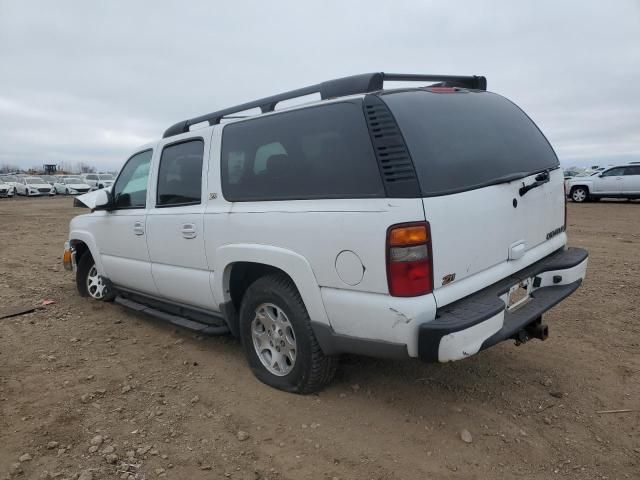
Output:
(386, 222), (433, 297)
(563, 182), (568, 229)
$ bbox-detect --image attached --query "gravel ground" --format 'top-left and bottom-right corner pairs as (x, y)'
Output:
(0, 196), (638, 480)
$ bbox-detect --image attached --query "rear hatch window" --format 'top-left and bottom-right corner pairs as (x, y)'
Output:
(381, 90), (559, 196)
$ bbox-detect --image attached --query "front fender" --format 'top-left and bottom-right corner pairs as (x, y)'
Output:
(69, 228), (103, 274)
(214, 244), (330, 326)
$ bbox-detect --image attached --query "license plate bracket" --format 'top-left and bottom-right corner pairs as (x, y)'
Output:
(507, 279), (531, 311)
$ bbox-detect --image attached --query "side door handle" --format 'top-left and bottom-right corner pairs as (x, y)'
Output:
(133, 220), (145, 236)
(181, 223), (197, 239)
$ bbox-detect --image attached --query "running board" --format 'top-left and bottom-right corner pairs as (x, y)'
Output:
(115, 296), (229, 335)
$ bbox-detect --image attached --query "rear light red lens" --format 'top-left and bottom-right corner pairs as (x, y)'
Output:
(386, 222), (433, 297)
(563, 182), (568, 229)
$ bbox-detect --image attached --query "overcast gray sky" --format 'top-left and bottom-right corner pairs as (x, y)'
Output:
(1, 0), (639, 171)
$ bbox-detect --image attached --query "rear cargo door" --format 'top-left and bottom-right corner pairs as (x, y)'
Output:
(382, 89), (565, 305)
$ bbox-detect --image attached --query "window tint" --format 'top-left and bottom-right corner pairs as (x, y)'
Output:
(382, 91), (560, 196)
(156, 140), (204, 207)
(112, 150), (152, 209)
(624, 166), (640, 175)
(602, 167), (625, 177)
(221, 102), (384, 201)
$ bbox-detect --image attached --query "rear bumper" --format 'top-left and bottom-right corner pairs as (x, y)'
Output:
(418, 247), (588, 362)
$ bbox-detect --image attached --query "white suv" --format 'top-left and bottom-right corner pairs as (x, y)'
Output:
(83, 173), (116, 190)
(567, 164), (640, 202)
(63, 73), (588, 393)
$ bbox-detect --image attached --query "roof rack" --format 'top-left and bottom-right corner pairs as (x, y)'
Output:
(163, 72), (487, 138)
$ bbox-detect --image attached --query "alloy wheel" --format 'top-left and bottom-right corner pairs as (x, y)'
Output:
(251, 303), (297, 376)
(86, 265), (107, 299)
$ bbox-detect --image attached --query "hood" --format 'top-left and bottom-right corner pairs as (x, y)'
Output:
(27, 183), (51, 188)
(74, 189), (102, 209)
(67, 183), (91, 189)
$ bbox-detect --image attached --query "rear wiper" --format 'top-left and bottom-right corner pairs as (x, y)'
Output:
(484, 171), (530, 187)
(519, 170), (550, 197)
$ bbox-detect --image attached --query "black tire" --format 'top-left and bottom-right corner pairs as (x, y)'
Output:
(76, 253), (113, 301)
(239, 273), (338, 394)
(65, 188), (69, 195)
(570, 186), (589, 203)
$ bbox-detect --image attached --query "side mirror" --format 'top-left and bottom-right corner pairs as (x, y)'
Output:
(598, 173), (603, 178)
(94, 189), (113, 211)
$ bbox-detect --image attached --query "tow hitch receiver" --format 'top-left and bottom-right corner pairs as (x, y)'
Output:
(513, 317), (548, 346)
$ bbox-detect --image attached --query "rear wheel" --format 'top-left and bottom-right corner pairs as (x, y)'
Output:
(76, 253), (112, 300)
(571, 186), (588, 203)
(239, 273), (337, 394)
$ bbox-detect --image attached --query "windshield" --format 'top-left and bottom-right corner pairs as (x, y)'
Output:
(381, 90), (559, 196)
(2, 175), (18, 182)
(98, 174), (114, 180)
(65, 177), (83, 183)
(27, 177), (46, 184)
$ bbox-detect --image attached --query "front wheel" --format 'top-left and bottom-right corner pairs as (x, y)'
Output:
(76, 253), (112, 300)
(571, 186), (588, 203)
(239, 273), (337, 394)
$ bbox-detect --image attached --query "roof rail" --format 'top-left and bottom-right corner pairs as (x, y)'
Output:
(163, 72), (487, 138)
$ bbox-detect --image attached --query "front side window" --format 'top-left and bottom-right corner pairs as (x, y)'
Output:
(602, 167), (625, 177)
(220, 102), (384, 201)
(112, 150), (153, 209)
(156, 139), (204, 207)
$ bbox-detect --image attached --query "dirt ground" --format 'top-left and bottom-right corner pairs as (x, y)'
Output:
(0, 196), (638, 480)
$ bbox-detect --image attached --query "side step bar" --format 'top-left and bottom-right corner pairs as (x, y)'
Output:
(115, 296), (229, 335)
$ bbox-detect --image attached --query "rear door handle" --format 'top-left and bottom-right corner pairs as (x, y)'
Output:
(133, 221), (145, 236)
(181, 223), (197, 239)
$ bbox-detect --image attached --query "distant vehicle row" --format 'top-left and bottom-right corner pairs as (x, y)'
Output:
(0, 173), (115, 197)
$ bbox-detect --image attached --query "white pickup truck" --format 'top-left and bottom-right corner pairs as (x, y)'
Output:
(64, 73), (588, 393)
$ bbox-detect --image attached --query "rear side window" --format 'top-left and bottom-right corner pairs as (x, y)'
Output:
(156, 139), (204, 207)
(220, 102), (384, 201)
(382, 91), (559, 196)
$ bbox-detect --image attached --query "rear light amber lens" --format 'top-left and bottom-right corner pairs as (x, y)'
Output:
(389, 225), (428, 246)
(387, 222), (433, 297)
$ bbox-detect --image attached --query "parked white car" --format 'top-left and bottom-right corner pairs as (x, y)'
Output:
(16, 176), (55, 196)
(64, 72), (588, 393)
(41, 175), (58, 186)
(0, 175), (20, 195)
(0, 179), (15, 197)
(54, 176), (94, 195)
(83, 173), (115, 190)
(566, 164), (640, 202)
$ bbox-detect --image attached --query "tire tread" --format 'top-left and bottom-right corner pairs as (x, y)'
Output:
(242, 273), (338, 394)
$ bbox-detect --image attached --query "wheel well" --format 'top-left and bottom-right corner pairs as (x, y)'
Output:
(571, 184), (589, 193)
(71, 240), (90, 263)
(224, 262), (294, 337)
